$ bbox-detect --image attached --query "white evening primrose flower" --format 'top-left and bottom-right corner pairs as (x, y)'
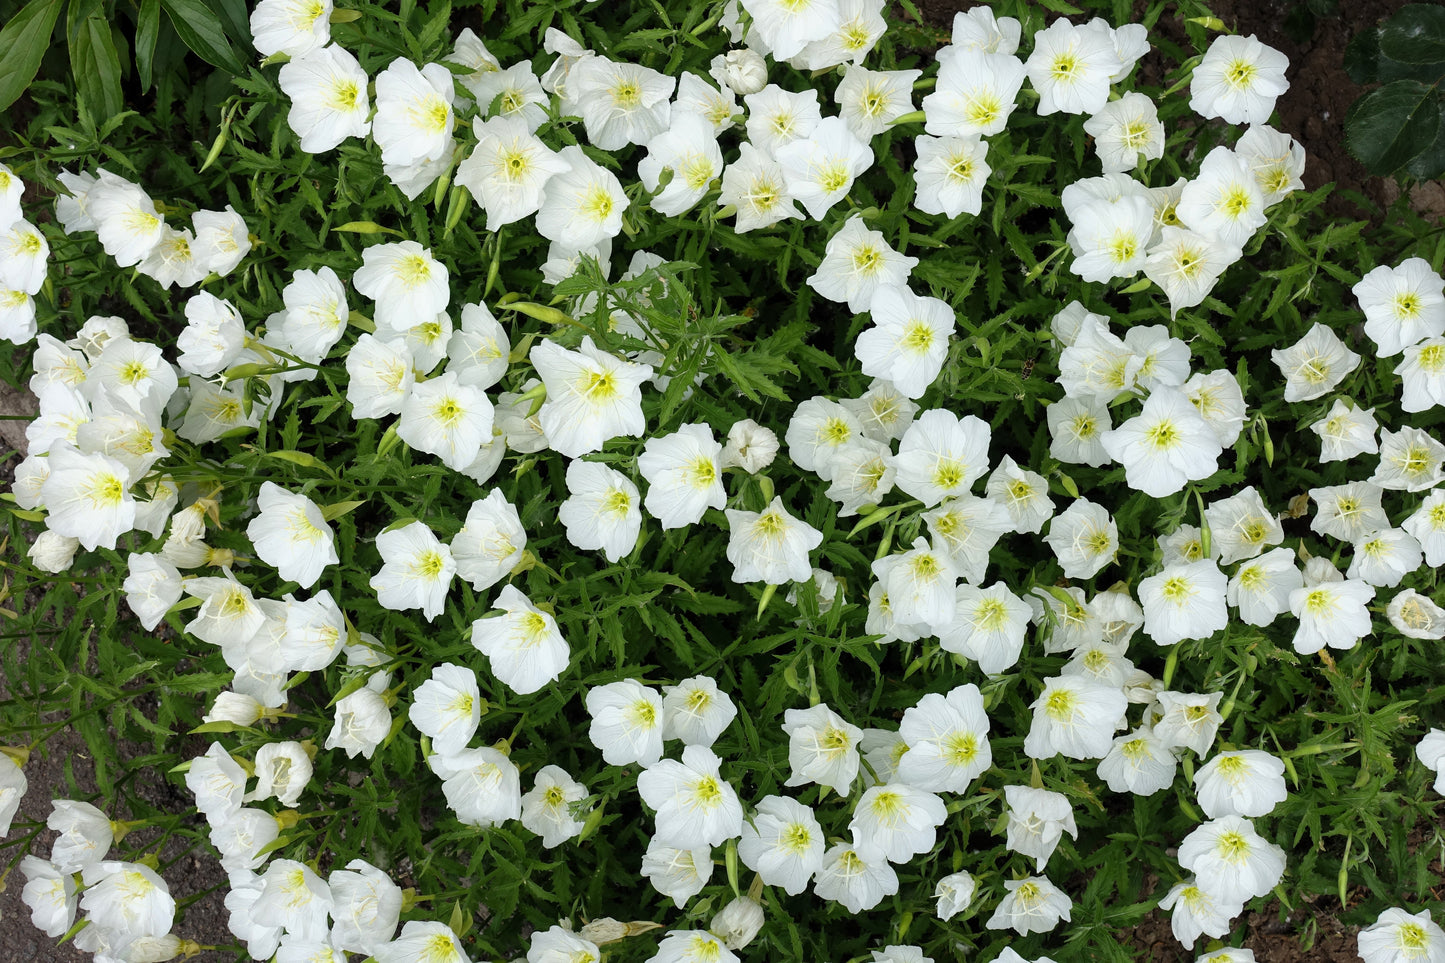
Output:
(1358, 907), (1445, 963)
(850, 783), (947, 864)
(1157, 878), (1243, 950)
(20, 856), (77, 938)
(639, 744), (743, 849)
(639, 422), (726, 528)
(185, 743), (246, 825)
(675, 72), (739, 134)
(279, 45), (371, 153)
(456, 116), (571, 230)
(884, 536), (957, 631)
(0, 286), (36, 344)
(1003, 785), (1078, 871)
(985, 455), (1053, 534)
(520, 766), (588, 848)
(345, 335), (414, 419)
(1236, 124), (1306, 205)
(249, 0), (331, 57)
(711, 896), (765, 951)
(328, 859), (402, 956)
(1067, 195), (1154, 283)
(809, 215), (918, 314)
(741, 0), (840, 60)
(1191, 34), (1289, 125)
(326, 687), (391, 760)
(743, 85), (822, 156)
(469, 62), (548, 131)
(0, 162), (20, 227)
(1139, 560), (1229, 646)
(1178, 815), (1286, 905)
(912, 133), (990, 219)
(373, 59), (455, 168)
(1024, 675), (1126, 761)
(1289, 577), (1375, 654)
(791, 0), (887, 69)
(1310, 480), (1389, 542)
(859, 728), (907, 786)
(255, 860), (334, 943)
(835, 65), (921, 139)
(1097, 726), (1177, 795)
(37, 445), (134, 551)
(709, 47), (768, 95)
(1127, 326), (1190, 392)
(47, 800), (113, 874)
(1372, 426), (1445, 492)
(638, 114), (724, 217)
(124, 553), (183, 632)
(225, 873), (283, 960)
(718, 142), (802, 233)
(245, 482), (337, 589)
(571, 56), (675, 151)
(923, 50), (1026, 137)
(586, 679), (664, 766)
(1204, 487), (1282, 564)
(1349, 527), (1423, 588)
(250, 740), (314, 808)
(397, 371), (495, 471)
(353, 240), (449, 332)
(721, 418), (779, 472)
(641, 840), (713, 908)
(855, 284), (953, 398)
(1417, 731), (1445, 793)
(897, 684), (992, 792)
(825, 437), (896, 516)
(1044, 497), (1118, 580)
(939, 582), (1030, 673)
(1195, 749), (1288, 818)
(738, 795), (824, 895)
(1177, 147), (1268, 248)
(813, 842), (898, 913)
(409, 663), (481, 757)
(449, 489), (526, 592)
(1153, 691), (1224, 756)
(649, 930), (738, 963)
(276, 266), (347, 364)
(27, 529), (77, 573)
(1388, 588), (1445, 639)
(1101, 386), (1222, 498)
(376, 922), (471, 963)
(785, 396), (864, 478)
(369, 520), (454, 622)
(135, 224), (206, 289)
(922, 494), (1010, 584)
(471, 585), (570, 695)
(0, 219), (49, 295)
(536, 147), (629, 249)
(985, 876), (1072, 935)
(725, 496), (823, 584)
(86, 174), (164, 267)
(867, 554), (930, 644)
(662, 676), (737, 747)
(894, 408), (991, 506)
(1354, 257), (1445, 356)
(191, 206), (251, 278)
(782, 703), (863, 795)
(530, 926), (601, 963)
(1272, 321), (1362, 402)
(531, 335), (652, 458)
(558, 460), (641, 561)
(1025, 18), (1121, 116)
(54, 167), (98, 234)
(1398, 337), (1445, 412)
(1083, 91), (1164, 172)
(0, 751), (25, 836)
(79, 861), (174, 940)
(845, 378), (919, 442)
(934, 870), (977, 921)
(776, 116), (874, 220)
(1405, 489), (1445, 566)
(1143, 226), (1240, 317)
(446, 301), (509, 391)
(176, 291), (245, 378)
(434, 745), (522, 827)
(1047, 396), (1112, 467)
(1057, 313), (1139, 402)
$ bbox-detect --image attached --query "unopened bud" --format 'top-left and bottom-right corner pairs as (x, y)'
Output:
(711, 48), (768, 95)
(710, 896), (765, 950)
(579, 918), (663, 945)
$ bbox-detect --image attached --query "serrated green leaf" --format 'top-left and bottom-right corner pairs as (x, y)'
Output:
(1345, 80), (1441, 176)
(1380, 4), (1445, 65)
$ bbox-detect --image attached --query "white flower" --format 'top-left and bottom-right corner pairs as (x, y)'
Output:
(720, 419), (779, 473)
(1228, 546), (1301, 627)
(329, 859), (403, 955)
(741, 0), (840, 60)
(641, 839), (712, 908)
(809, 216), (918, 315)
(20, 856), (77, 938)
(344, 335), (414, 419)
(250, 741), (313, 807)
(0, 219), (49, 295)
(845, 379), (919, 442)
(48, 799), (113, 873)
(570, 57), (675, 151)
(785, 396), (863, 478)
(724, 496), (823, 585)
(717, 142), (802, 232)
(743, 85), (822, 157)
(376, 922), (471, 963)
(558, 460), (641, 562)
(408, 663), (481, 757)
(1389, 589), (1445, 639)
(191, 206), (251, 278)
(1083, 92), (1164, 172)
(0, 751), (25, 836)
(1195, 749), (1288, 818)
(782, 703), (863, 795)
(1157, 879), (1243, 949)
(1047, 396), (1112, 466)
(894, 409), (991, 506)
(1003, 785), (1078, 871)
(124, 554), (183, 632)
(249, 0), (331, 57)
(530, 926), (600, 963)
(812, 842), (898, 913)
(1057, 313), (1139, 402)
(1236, 124), (1306, 204)
(649, 930), (739, 963)
(530, 336), (652, 458)
(923, 50), (1026, 137)
(1311, 481), (1389, 542)
(456, 116), (571, 229)
(1398, 337), (1445, 412)
(435, 745), (521, 827)
(1358, 907), (1445, 963)
(1025, 18), (1121, 116)
(1101, 387), (1223, 498)
(278, 45), (371, 153)
(369, 521), (454, 622)
(1405, 489), (1445, 566)
(1349, 527), (1423, 588)
(1139, 560), (1228, 646)
(27, 530), (78, 573)
(855, 284), (954, 398)
(1043, 498), (1117, 580)
(354, 240), (449, 332)
(711, 49), (767, 96)
(586, 679), (664, 766)
(245, 482), (337, 589)
(985, 876), (1072, 935)
(1177, 147), (1268, 248)
(1354, 257), (1445, 356)
(1271, 321), (1361, 402)
(520, 765), (588, 848)
(1204, 487), (1282, 565)
(896, 684), (992, 792)
(450, 489), (526, 593)
(912, 134), (991, 219)
(883, 536), (957, 632)
(79, 861), (175, 941)
(1097, 727), (1176, 795)
(639, 745), (743, 849)
(835, 65), (921, 139)
(738, 795), (824, 895)
(939, 582), (1031, 674)
(86, 174), (164, 267)
(985, 455), (1053, 534)
(472, 585), (570, 695)
(1372, 426), (1445, 492)
(1067, 195), (1154, 283)
(662, 676), (737, 747)
(1023, 675), (1126, 760)
(1190, 34), (1290, 125)
(1417, 731), (1445, 794)
(37, 445), (134, 551)
(1178, 815), (1286, 905)
(254, 859), (333, 941)
(397, 372), (495, 471)
(1289, 577), (1375, 653)
(185, 743), (246, 825)
(849, 783), (946, 863)
(640, 423), (726, 528)
(934, 871), (977, 921)
(1153, 691), (1224, 756)
(1143, 226), (1240, 317)
(711, 896), (765, 951)
(776, 116), (873, 220)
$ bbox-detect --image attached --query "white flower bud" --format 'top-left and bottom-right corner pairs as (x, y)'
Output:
(28, 530), (79, 573)
(720, 418), (779, 473)
(204, 691), (265, 726)
(710, 896), (765, 950)
(713, 49), (767, 96)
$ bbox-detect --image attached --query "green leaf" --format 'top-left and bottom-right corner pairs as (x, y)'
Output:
(1404, 96), (1445, 179)
(1380, 4), (1445, 65)
(1343, 27), (1381, 85)
(136, 0), (161, 91)
(0, 0), (66, 113)
(159, 0), (247, 74)
(1345, 80), (1441, 176)
(70, 10), (124, 122)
